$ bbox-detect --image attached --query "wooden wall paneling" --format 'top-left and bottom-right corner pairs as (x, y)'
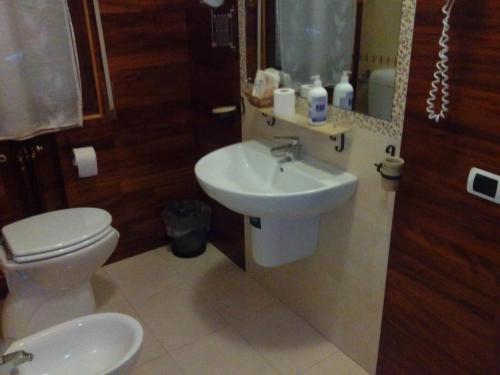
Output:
(186, 0), (245, 268)
(28, 136), (69, 213)
(0, 143), (34, 226)
(0, 137), (67, 225)
(0, 0), (244, 268)
(377, 1), (500, 374)
(55, 0), (200, 263)
(245, 0), (258, 82)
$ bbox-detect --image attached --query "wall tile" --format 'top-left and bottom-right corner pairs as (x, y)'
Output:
(242, 108), (400, 374)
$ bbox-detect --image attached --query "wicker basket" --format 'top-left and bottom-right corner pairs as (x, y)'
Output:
(244, 85), (273, 108)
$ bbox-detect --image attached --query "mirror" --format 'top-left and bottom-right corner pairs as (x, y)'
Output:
(259, 0), (404, 121)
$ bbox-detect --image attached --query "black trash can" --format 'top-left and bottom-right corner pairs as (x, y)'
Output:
(162, 200), (211, 258)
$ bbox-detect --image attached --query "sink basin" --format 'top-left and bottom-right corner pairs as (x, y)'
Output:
(1, 313), (143, 375)
(195, 140), (357, 267)
(195, 140), (357, 219)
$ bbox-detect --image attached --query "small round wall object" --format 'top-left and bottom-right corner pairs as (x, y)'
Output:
(200, 0), (224, 8)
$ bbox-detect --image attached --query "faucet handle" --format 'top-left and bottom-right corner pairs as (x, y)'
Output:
(1, 350), (34, 366)
(273, 136), (300, 145)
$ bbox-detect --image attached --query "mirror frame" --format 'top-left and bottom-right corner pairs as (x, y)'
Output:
(238, 0), (417, 139)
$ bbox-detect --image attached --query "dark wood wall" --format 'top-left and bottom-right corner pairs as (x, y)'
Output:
(186, 0), (244, 268)
(377, 1), (500, 374)
(0, 0), (244, 266)
(56, 0), (199, 263)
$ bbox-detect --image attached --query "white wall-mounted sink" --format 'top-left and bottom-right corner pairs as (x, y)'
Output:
(195, 140), (357, 267)
(195, 140), (357, 219)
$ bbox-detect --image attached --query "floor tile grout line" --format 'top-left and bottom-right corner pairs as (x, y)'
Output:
(109, 247), (282, 373)
(103, 247), (250, 358)
(296, 351), (342, 375)
(102, 263), (224, 375)
(241, 265), (347, 360)
(117, 282), (231, 357)
(100, 267), (175, 359)
(238, 278), (351, 373)
(224, 301), (336, 375)
(126, 282), (232, 358)
(226, 320), (285, 375)
(101, 245), (365, 374)
(154, 245), (238, 287)
(234, 261), (372, 374)
(95, 268), (179, 372)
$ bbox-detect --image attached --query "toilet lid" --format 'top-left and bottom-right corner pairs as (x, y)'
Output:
(2, 207), (112, 259)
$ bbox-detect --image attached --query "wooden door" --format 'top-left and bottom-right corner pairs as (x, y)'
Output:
(377, 2), (500, 374)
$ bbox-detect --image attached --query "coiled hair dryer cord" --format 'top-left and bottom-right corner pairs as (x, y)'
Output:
(426, 0), (457, 123)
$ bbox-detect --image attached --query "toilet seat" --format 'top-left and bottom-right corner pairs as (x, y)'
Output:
(1, 207), (113, 264)
(8, 227), (114, 263)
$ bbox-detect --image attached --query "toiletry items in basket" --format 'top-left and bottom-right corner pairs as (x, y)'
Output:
(252, 69), (280, 99)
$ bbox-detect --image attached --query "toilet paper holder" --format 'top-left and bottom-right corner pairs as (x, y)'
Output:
(72, 146), (99, 178)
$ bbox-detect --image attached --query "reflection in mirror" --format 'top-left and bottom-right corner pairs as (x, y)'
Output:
(261, 0), (404, 121)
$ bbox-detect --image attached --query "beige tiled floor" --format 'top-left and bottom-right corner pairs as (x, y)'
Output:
(94, 244), (368, 375)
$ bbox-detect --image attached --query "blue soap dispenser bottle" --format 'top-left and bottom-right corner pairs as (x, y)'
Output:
(308, 75), (328, 126)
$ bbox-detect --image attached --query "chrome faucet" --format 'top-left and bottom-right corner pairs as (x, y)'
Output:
(0, 350), (34, 367)
(270, 136), (302, 163)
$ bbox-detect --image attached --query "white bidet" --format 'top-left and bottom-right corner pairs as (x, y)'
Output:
(0, 313), (143, 375)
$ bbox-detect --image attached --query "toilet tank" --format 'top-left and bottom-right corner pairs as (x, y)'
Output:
(368, 68), (396, 121)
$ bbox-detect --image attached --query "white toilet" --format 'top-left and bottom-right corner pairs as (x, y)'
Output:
(0, 207), (119, 340)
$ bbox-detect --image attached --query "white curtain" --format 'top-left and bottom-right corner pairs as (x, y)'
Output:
(276, 0), (356, 87)
(0, 0), (82, 141)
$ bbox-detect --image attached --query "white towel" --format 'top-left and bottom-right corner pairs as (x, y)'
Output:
(0, 0), (82, 140)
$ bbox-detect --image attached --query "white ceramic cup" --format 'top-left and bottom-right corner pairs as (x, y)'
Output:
(379, 157), (405, 191)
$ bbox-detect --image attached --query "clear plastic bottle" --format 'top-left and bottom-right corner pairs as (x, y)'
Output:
(333, 71), (354, 110)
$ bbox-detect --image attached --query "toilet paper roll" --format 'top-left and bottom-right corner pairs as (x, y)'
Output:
(273, 88), (296, 118)
(72, 147), (98, 178)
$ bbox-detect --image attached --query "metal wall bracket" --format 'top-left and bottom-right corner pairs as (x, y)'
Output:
(386, 145), (396, 157)
(262, 113), (276, 126)
(330, 134), (345, 152)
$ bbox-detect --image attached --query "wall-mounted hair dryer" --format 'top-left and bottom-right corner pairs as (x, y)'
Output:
(426, 0), (457, 123)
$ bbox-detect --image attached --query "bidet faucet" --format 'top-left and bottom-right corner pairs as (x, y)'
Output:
(0, 350), (34, 367)
(270, 136), (302, 162)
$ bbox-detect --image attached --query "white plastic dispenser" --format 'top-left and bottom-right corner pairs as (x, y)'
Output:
(308, 75), (328, 126)
(300, 84), (313, 99)
(333, 71), (354, 110)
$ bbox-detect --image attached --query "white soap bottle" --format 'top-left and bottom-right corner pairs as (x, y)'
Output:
(333, 71), (354, 110)
(308, 75), (328, 126)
